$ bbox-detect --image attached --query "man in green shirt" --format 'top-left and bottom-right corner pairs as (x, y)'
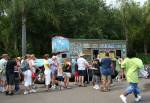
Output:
(120, 50), (144, 103)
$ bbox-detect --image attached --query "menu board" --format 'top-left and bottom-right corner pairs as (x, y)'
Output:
(70, 42), (82, 55)
(109, 52), (115, 58)
(98, 52), (106, 58)
(83, 49), (91, 55)
(52, 36), (69, 53)
(98, 51), (115, 59)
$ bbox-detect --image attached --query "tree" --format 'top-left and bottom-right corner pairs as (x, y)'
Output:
(142, 0), (150, 55)
(0, 0), (150, 56)
(0, 0), (60, 56)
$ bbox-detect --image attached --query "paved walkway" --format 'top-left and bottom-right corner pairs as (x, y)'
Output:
(0, 79), (150, 103)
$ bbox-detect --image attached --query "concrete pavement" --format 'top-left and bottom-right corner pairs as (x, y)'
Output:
(0, 79), (150, 103)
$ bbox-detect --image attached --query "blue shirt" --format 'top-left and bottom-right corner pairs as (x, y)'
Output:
(101, 58), (112, 75)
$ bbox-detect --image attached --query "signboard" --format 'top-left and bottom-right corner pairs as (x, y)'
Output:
(92, 44), (98, 48)
(99, 43), (124, 49)
(98, 51), (115, 59)
(98, 52), (106, 58)
(83, 49), (91, 55)
(109, 52), (115, 58)
(70, 42), (82, 56)
(83, 43), (90, 48)
(52, 36), (69, 53)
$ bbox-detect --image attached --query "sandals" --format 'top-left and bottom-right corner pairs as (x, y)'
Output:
(100, 87), (110, 92)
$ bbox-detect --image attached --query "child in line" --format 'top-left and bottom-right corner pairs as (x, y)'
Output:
(57, 64), (64, 90)
(74, 62), (79, 85)
(92, 59), (101, 90)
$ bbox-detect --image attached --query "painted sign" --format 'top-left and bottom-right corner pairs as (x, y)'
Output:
(52, 36), (69, 53)
(70, 42), (82, 56)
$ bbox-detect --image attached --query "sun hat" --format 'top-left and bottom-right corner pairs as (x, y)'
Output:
(78, 52), (85, 57)
(1, 54), (9, 58)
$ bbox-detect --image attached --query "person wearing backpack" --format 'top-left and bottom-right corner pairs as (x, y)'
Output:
(21, 54), (35, 94)
(0, 54), (9, 93)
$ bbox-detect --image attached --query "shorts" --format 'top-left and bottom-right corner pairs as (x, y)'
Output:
(57, 76), (64, 81)
(100, 68), (112, 76)
(74, 71), (79, 77)
(125, 83), (141, 95)
(92, 75), (100, 84)
(6, 73), (14, 85)
(44, 69), (51, 85)
(78, 70), (86, 76)
(23, 70), (32, 87)
(64, 72), (71, 78)
(101, 75), (111, 81)
(0, 73), (6, 81)
(51, 69), (57, 76)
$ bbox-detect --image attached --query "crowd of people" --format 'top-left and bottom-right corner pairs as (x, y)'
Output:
(0, 50), (147, 103)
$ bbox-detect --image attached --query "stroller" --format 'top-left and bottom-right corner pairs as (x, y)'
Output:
(34, 66), (45, 84)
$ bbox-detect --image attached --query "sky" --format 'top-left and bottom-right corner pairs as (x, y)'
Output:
(105, 0), (147, 6)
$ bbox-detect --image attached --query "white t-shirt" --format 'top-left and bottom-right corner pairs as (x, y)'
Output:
(29, 59), (36, 72)
(77, 57), (88, 70)
(0, 58), (7, 73)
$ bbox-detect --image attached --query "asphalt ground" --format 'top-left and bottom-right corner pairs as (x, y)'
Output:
(0, 79), (150, 103)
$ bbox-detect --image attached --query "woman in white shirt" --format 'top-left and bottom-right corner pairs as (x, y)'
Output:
(77, 53), (90, 87)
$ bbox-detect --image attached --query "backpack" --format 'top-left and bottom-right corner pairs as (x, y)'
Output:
(21, 60), (29, 72)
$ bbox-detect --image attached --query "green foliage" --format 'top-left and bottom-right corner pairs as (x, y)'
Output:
(0, 0), (150, 56)
(137, 54), (150, 64)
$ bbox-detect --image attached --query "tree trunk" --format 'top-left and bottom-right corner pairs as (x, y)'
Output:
(12, 0), (18, 54)
(22, 0), (27, 56)
(22, 14), (26, 56)
(14, 36), (18, 54)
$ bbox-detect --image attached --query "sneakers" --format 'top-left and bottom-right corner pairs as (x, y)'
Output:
(93, 85), (96, 89)
(95, 86), (100, 90)
(29, 89), (37, 93)
(135, 95), (142, 102)
(24, 89), (36, 95)
(1, 87), (5, 93)
(120, 94), (127, 103)
(93, 85), (100, 90)
(51, 85), (56, 90)
(24, 91), (29, 95)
